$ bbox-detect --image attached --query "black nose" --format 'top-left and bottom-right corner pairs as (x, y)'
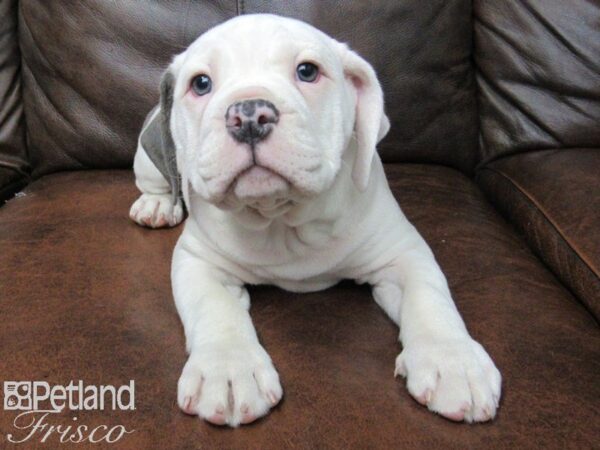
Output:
(225, 99), (280, 145)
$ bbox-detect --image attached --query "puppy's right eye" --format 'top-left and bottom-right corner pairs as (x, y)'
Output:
(191, 74), (212, 96)
(296, 62), (319, 82)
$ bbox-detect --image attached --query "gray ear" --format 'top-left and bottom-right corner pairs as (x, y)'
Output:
(139, 70), (181, 204)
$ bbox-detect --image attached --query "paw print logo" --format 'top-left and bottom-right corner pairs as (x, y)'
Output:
(4, 382), (32, 410)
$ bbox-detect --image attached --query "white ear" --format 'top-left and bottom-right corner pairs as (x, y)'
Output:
(340, 45), (390, 191)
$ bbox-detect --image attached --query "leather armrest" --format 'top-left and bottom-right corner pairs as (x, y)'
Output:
(477, 148), (600, 320)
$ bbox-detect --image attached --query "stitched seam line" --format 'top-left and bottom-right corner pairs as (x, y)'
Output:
(479, 166), (599, 281)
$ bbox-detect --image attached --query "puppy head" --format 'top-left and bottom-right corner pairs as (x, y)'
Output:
(160, 14), (389, 213)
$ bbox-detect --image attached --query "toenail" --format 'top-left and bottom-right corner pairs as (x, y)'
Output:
(483, 405), (493, 419)
(267, 391), (278, 405)
(416, 389), (431, 405)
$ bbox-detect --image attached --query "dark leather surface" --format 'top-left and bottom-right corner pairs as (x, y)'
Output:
(0, 166), (26, 203)
(0, 0), (29, 193)
(18, 0), (478, 178)
(477, 148), (600, 320)
(1, 167), (598, 449)
(474, 0), (600, 166)
(18, 0), (237, 178)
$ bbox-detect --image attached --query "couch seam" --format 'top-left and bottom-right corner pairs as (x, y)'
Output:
(472, 0), (484, 178)
(479, 166), (599, 281)
(15, 0), (27, 154)
(14, 0), (32, 177)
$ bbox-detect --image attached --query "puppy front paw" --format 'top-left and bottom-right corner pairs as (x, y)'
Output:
(129, 193), (183, 228)
(395, 337), (501, 423)
(177, 340), (282, 427)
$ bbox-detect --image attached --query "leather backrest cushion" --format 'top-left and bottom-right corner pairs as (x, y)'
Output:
(19, 1), (236, 177)
(475, 0), (600, 167)
(19, 0), (477, 177)
(0, 0), (28, 180)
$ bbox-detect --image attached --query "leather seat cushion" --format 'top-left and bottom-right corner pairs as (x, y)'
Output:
(0, 166), (597, 448)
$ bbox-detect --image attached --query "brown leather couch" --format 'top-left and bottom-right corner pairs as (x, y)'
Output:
(1, 1), (598, 448)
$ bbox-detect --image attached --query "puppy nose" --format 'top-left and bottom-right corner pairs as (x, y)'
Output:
(225, 99), (279, 145)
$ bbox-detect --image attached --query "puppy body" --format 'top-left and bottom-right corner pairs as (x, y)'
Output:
(131, 14), (501, 427)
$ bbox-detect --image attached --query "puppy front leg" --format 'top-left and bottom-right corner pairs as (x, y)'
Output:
(129, 142), (184, 228)
(369, 227), (501, 423)
(172, 241), (282, 427)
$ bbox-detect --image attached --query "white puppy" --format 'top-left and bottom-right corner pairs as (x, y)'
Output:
(130, 14), (501, 427)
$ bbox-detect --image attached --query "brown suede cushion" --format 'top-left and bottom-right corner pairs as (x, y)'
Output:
(0, 167), (598, 448)
(477, 148), (600, 320)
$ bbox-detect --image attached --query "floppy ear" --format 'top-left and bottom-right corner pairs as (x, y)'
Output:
(340, 46), (390, 191)
(139, 69), (181, 204)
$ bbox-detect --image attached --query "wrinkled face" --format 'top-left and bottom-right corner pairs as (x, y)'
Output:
(166, 15), (389, 214)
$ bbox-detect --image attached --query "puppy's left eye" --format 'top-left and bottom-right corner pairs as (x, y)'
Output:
(296, 62), (319, 82)
(191, 74), (212, 95)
